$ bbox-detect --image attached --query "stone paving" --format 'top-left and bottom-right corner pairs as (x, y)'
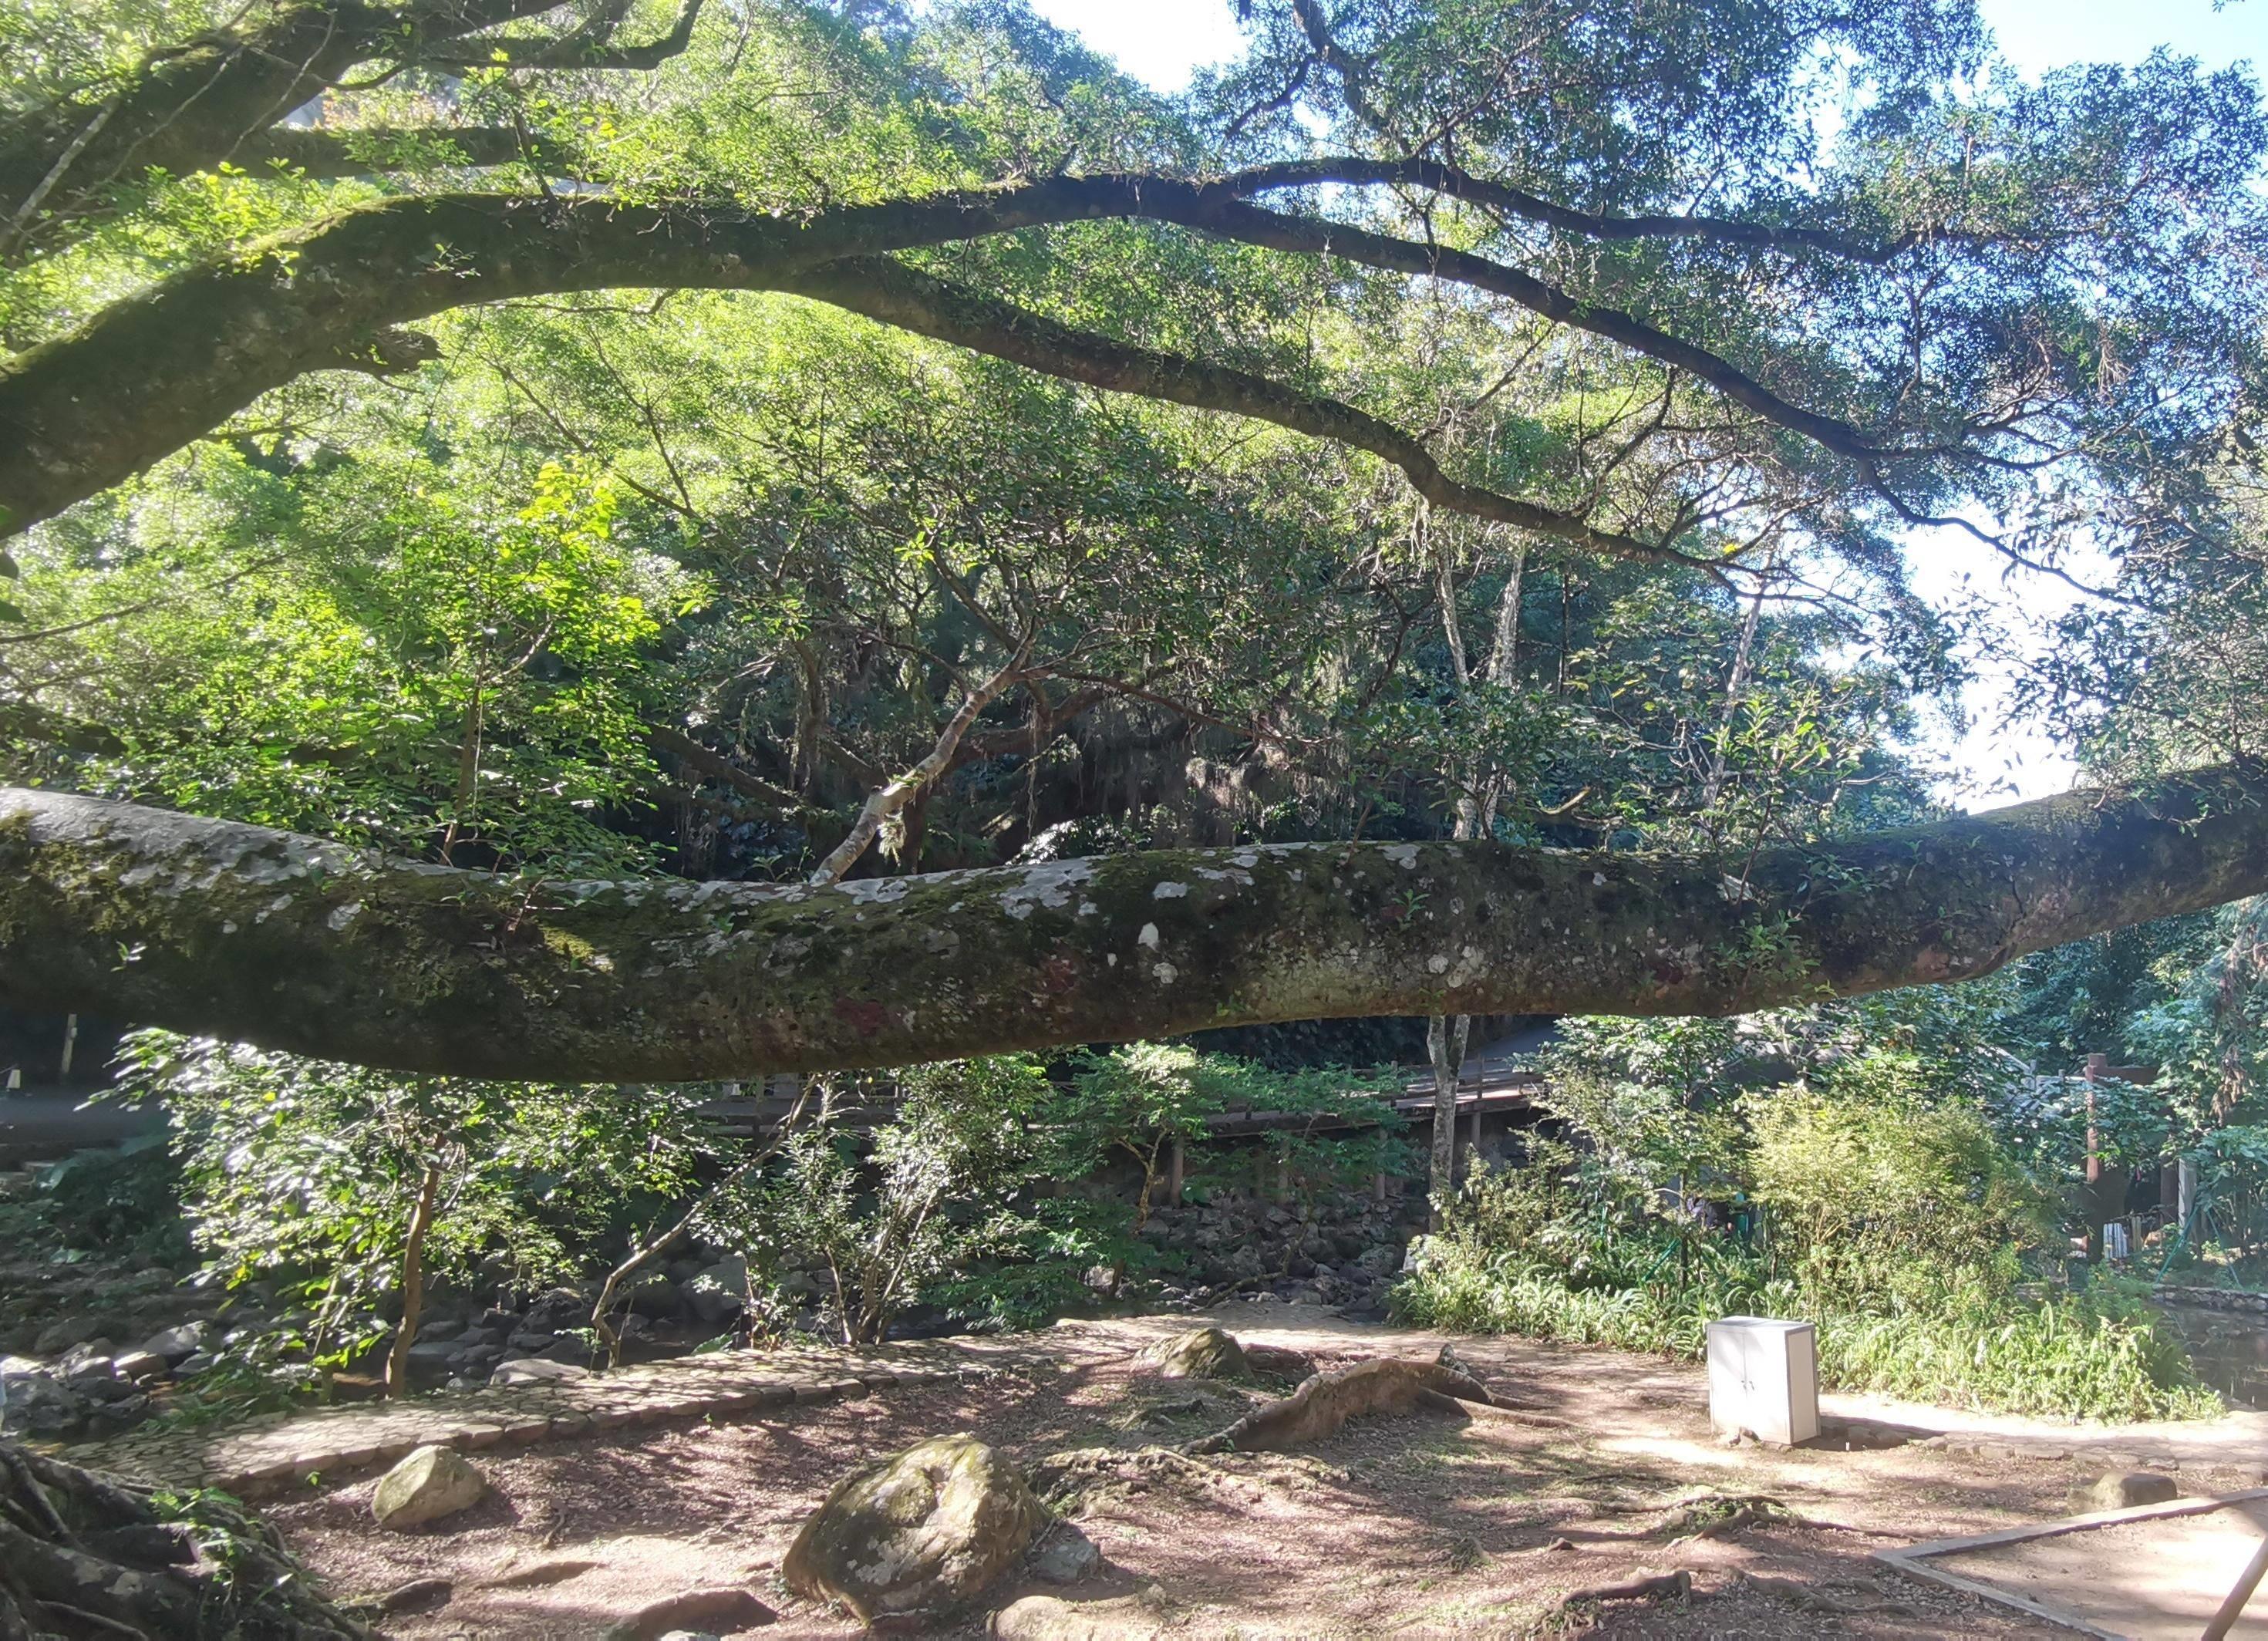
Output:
(62, 1335), (1058, 1498)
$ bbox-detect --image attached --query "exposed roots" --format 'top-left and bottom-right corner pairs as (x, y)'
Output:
(1658, 1491), (1806, 1541)
(0, 1439), (371, 1641)
(1549, 1567), (1692, 1615)
(1734, 1570), (1919, 1619)
(1185, 1357), (1504, 1454)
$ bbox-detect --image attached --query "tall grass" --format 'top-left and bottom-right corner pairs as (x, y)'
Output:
(1397, 1242), (2213, 1423)
(1397, 1246), (2219, 1422)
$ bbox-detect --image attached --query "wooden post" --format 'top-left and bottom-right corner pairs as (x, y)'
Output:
(2203, 1529), (2268, 1641)
(2084, 1053), (2105, 1264)
(58, 1013), (77, 1080)
(1168, 1134), (1185, 1207)
(1374, 1168), (1389, 1205)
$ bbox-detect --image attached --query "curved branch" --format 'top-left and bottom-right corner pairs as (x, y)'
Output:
(0, 0), (559, 263)
(5, 768), (2266, 1079)
(0, 167), (1953, 540)
(778, 258), (1707, 569)
(808, 643), (1028, 884)
(1178, 197), (1889, 461)
(1228, 157), (1919, 265)
(234, 124), (551, 177)
(418, 0), (708, 70)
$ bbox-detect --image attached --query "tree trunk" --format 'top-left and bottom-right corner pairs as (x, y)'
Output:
(7, 772), (2268, 1079)
(1426, 1012), (1471, 1233)
(809, 649), (1025, 883)
(383, 1163), (443, 1399)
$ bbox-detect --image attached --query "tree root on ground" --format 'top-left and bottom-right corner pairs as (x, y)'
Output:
(1549, 1568), (1691, 1614)
(1658, 1492), (1807, 1541)
(1185, 1358), (1504, 1454)
(0, 1438), (370, 1640)
(1734, 1571), (1918, 1619)
(1657, 1491), (1890, 1542)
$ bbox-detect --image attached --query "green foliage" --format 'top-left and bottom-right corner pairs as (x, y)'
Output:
(22, 1134), (187, 1259)
(1397, 998), (2216, 1421)
(732, 1054), (1067, 1345)
(116, 1030), (717, 1383)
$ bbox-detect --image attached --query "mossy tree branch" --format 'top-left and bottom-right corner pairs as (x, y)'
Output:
(0, 163), (1980, 544)
(5, 770), (2266, 1080)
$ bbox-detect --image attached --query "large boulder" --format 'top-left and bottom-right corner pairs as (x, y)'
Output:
(1143, 1327), (1246, 1380)
(782, 1434), (1046, 1622)
(372, 1444), (489, 1530)
(2080, 1471), (2181, 1511)
(687, 1256), (749, 1326)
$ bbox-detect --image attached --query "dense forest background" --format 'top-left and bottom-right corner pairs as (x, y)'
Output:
(4, 0), (2268, 1431)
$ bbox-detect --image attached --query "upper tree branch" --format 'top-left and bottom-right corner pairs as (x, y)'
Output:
(1228, 157), (1926, 265)
(0, 0), (559, 264)
(416, 0), (708, 70)
(779, 258), (1709, 570)
(5, 768), (2266, 1077)
(0, 170), (1967, 541)
(1176, 197), (1892, 462)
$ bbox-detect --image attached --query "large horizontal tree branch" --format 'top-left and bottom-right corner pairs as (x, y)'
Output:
(779, 259), (1707, 569)
(0, 166), (1917, 541)
(4, 769), (2265, 1080)
(0, 183), (1141, 537)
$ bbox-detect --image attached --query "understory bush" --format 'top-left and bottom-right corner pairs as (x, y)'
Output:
(1396, 1003), (2220, 1424)
(1400, 1239), (2216, 1421)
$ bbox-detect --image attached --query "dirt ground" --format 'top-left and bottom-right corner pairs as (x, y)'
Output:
(273, 1305), (2268, 1639)
(1923, 1495), (2268, 1640)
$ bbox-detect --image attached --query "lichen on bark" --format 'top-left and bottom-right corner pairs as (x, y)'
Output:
(3, 770), (2265, 1079)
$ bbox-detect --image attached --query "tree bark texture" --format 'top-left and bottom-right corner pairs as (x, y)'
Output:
(5, 772), (2267, 1080)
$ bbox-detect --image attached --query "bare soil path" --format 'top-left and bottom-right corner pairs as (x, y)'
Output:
(241, 1302), (2268, 1638)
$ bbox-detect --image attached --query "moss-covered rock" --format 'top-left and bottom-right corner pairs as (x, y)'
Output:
(1142, 1326), (1248, 1380)
(781, 1434), (1046, 1622)
(372, 1444), (487, 1530)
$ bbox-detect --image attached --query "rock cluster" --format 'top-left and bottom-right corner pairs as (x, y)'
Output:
(1134, 1191), (1412, 1312)
(0, 1318), (207, 1439)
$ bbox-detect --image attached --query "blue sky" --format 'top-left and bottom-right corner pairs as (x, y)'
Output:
(1029, 0), (2263, 87)
(1022, 0), (2263, 804)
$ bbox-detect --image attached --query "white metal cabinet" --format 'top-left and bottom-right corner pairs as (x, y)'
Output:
(1706, 1316), (1818, 1446)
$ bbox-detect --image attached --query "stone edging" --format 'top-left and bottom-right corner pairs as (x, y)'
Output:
(2155, 1283), (2268, 1314)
